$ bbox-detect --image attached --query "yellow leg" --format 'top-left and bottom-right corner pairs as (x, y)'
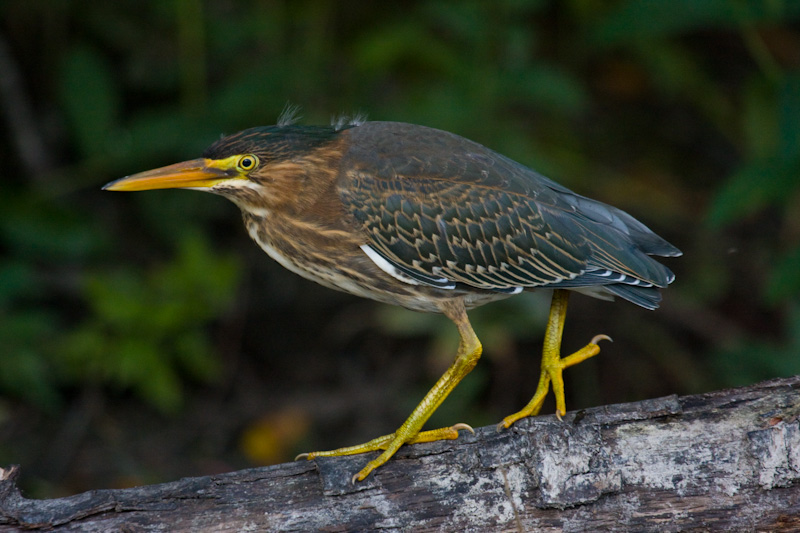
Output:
(297, 299), (481, 482)
(499, 289), (610, 429)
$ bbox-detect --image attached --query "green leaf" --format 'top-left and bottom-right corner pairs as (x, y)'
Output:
(779, 73), (800, 160)
(60, 234), (239, 413)
(116, 338), (183, 413)
(742, 77), (780, 159)
(500, 66), (588, 115)
(0, 194), (108, 261)
(707, 156), (800, 228)
(594, 0), (800, 45)
(58, 45), (120, 157)
(712, 305), (800, 386)
(0, 312), (61, 409)
(0, 261), (35, 307)
(767, 246), (800, 304)
(353, 22), (459, 78)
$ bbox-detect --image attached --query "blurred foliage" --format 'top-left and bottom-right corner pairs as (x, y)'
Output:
(1, 0), (800, 495)
(0, 188), (238, 412)
(59, 235), (238, 413)
(712, 304), (800, 387)
(594, 0), (800, 42)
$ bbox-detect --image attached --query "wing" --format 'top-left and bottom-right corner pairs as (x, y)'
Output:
(337, 122), (680, 309)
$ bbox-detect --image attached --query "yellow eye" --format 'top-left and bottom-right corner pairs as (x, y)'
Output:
(238, 154), (259, 171)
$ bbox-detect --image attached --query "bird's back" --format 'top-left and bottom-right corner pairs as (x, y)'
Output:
(337, 121), (680, 309)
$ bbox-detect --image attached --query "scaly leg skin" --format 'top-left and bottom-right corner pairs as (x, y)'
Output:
(498, 289), (611, 429)
(296, 299), (481, 483)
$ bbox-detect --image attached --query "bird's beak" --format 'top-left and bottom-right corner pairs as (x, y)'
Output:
(102, 158), (234, 191)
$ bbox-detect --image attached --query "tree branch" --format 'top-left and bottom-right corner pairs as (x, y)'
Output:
(2, 376), (800, 531)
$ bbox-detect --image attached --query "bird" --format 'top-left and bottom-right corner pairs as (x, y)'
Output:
(103, 112), (681, 482)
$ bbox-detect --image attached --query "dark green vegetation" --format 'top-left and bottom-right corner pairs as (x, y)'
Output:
(1, 0), (799, 496)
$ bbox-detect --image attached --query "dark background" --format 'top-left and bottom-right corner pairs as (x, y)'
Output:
(2, 0), (799, 497)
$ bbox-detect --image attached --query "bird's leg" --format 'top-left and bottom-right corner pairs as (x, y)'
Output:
(499, 289), (610, 428)
(297, 299), (481, 482)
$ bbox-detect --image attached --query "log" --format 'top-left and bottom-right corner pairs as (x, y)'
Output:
(2, 376), (800, 532)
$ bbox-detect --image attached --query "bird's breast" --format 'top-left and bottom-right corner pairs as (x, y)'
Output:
(243, 212), (362, 288)
(241, 211), (511, 312)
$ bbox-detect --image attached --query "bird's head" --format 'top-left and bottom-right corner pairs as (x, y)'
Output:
(103, 125), (346, 211)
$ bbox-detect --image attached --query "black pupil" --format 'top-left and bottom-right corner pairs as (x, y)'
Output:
(242, 157), (252, 168)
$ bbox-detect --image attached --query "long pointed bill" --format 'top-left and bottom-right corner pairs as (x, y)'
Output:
(102, 158), (235, 191)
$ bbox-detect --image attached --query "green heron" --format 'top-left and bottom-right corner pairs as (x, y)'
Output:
(104, 116), (680, 481)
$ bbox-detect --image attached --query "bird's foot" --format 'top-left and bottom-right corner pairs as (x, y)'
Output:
(497, 334), (611, 430)
(296, 423), (474, 482)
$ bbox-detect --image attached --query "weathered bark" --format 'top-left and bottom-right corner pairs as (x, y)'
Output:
(2, 376), (800, 532)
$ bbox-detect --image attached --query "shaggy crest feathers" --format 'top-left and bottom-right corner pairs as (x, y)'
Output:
(275, 104), (366, 131)
(332, 112), (368, 131)
(277, 103), (302, 127)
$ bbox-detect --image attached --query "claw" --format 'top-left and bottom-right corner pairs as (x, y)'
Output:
(591, 334), (612, 345)
(451, 422), (474, 435)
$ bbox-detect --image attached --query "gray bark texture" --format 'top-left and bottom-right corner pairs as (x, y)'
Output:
(2, 376), (800, 532)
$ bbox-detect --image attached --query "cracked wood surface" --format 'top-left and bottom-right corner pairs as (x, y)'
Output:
(2, 376), (800, 532)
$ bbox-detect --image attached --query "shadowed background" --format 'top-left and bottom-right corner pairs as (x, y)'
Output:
(1, 0), (799, 497)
